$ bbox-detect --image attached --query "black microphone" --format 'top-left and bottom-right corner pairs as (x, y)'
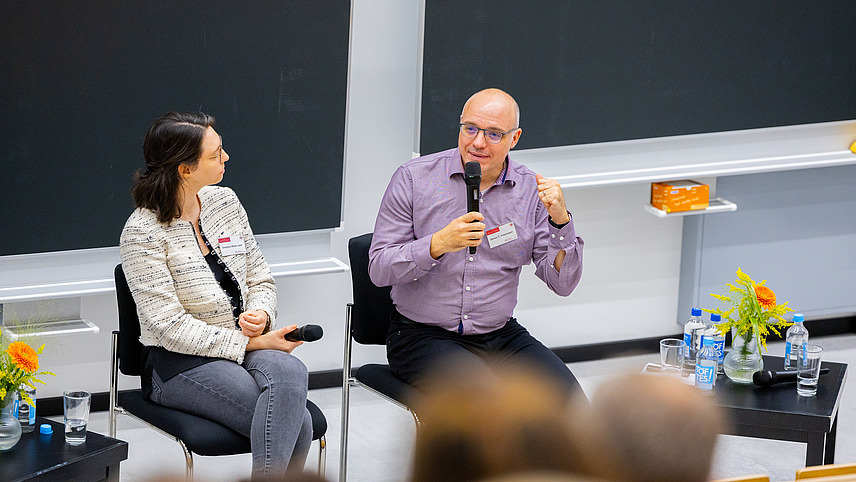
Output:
(464, 161), (481, 255)
(752, 367), (829, 387)
(284, 324), (324, 342)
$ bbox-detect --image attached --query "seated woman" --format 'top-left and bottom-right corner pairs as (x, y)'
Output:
(120, 112), (311, 479)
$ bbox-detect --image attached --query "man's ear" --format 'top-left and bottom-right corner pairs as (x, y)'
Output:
(509, 128), (522, 150)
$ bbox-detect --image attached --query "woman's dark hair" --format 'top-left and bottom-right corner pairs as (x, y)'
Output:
(131, 111), (215, 223)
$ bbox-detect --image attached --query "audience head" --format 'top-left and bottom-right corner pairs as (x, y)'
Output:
(581, 372), (725, 482)
(410, 358), (589, 482)
(132, 111), (216, 222)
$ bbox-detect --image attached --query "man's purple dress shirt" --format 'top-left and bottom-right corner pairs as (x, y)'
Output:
(368, 148), (584, 335)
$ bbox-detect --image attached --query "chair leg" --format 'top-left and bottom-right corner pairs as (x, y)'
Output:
(178, 440), (194, 481)
(318, 435), (326, 477)
(109, 331), (119, 438)
(339, 304), (354, 482)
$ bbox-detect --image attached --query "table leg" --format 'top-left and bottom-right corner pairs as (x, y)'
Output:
(106, 462), (121, 482)
(824, 416), (838, 465)
(805, 431), (827, 466)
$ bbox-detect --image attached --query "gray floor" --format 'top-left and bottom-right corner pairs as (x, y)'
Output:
(74, 334), (855, 481)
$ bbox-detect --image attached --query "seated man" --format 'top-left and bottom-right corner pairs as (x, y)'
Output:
(368, 88), (584, 397)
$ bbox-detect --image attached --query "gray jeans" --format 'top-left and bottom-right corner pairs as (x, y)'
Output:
(151, 350), (312, 479)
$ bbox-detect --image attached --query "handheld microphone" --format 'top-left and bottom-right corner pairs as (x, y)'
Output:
(752, 367), (829, 387)
(464, 161), (481, 255)
(284, 324), (324, 342)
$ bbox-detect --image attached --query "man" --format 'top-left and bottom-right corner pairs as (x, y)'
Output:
(368, 88), (584, 395)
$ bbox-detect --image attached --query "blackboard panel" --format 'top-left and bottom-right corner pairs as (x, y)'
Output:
(0, 1), (349, 256)
(421, 1), (856, 154)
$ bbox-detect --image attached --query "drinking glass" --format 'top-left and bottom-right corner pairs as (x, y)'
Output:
(659, 338), (684, 376)
(63, 390), (91, 445)
(797, 345), (823, 397)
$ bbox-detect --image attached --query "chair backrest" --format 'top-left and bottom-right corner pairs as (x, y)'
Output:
(114, 264), (145, 376)
(796, 463), (856, 480)
(348, 233), (394, 345)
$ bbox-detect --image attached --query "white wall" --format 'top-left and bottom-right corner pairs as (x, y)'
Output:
(34, 0), (685, 398)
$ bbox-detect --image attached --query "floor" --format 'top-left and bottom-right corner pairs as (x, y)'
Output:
(62, 334), (855, 481)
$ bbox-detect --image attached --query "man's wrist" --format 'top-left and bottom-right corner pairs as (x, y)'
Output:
(549, 214), (570, 228)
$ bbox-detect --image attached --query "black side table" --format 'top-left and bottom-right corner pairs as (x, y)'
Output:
(714, 355), (847, 466)
(0, 417), (129, 481)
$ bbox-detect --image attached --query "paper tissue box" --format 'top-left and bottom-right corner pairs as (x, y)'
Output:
(651, 180), (709, 213)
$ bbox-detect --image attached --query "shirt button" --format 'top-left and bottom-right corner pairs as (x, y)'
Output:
(551, 234), (556, 238)
(559, 236), (565, 241)
(413, 278), (418, 281)
(469, 257), (474, 262)
(463, 315), (469, 320)
(466, 286), (471, 291)
(432, 263), (437, 267)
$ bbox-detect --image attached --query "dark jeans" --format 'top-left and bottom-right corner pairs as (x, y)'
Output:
(386, 313), (584, 399)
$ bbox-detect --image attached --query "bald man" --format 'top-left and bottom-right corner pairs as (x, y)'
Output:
(368, 88), (584, 396)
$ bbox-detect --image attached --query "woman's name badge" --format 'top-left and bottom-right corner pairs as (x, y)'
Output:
(218, 236), (246, 256)
(486, 222), (518, 248)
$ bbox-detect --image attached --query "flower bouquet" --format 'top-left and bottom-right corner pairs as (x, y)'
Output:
(1, 329), (55, 450)
(705, 268), (794, 383)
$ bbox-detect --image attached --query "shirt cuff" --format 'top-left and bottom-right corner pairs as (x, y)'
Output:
(548, 214), (577, 249)
(411, 235), (440, 274)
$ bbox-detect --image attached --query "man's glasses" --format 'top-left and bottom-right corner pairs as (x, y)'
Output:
(459, 123), (517, 144)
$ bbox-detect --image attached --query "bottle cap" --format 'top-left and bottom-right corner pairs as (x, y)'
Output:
(691, 307), (702, 316)
(40, 423), (53, 435)
(710, 313), (721, 322)
(793, 313), (804, 323)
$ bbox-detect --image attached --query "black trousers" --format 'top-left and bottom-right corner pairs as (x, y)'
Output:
(386, 312), (584, 399)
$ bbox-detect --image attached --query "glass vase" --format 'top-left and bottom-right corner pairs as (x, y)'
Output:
(0, 391), (23, 451)
(723, 327), (764, 384)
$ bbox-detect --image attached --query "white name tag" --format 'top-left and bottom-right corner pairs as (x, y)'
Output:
(486, 222), (518, 248)
(218, 236), (246, 256)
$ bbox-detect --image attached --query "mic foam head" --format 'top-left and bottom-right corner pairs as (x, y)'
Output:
(301, 324), (324, 342)
(464, 161), (481, 186)
(752, 370), (774, 386)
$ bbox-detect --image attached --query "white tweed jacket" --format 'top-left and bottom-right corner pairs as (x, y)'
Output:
(120, 185), (276, 364)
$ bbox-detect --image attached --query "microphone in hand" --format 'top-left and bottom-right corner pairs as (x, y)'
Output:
(284, 324), (324, 342)
(752, 367), (829, 387)
(464, 161), (481, 255)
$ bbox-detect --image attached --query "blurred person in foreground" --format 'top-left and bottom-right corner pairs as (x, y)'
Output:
(580, 373), (725, 482)
(120, 112), (311, 480)
(410, 359), (592, 482)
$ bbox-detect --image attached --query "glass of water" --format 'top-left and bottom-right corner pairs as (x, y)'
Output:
(797, 345), (823, 397)
(63, 390), (91, 445)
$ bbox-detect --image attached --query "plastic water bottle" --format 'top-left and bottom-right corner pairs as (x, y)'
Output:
(784, 313), (808, 370)
(17, 386), (36, 433)
(695, 336), (718, 394)
(682, 307), (706, 374)
(707, 313), (726, 374)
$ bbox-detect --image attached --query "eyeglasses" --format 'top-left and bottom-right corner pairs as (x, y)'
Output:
(459, 123), (517, 144)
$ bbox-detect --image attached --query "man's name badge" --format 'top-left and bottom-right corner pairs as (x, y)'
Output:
(486, 222), (518, 248)
(218, 236), (246, 256)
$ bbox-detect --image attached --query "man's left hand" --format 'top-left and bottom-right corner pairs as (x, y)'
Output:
(536, 174), (570, 224)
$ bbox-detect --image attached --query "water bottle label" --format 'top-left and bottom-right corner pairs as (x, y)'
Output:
(683, 332), (692, 356)
(714, 340), (725, 361)
(785, 342), (792, 360)
(695, 363), (715, 388)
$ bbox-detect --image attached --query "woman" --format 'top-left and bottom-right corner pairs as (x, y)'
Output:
(120, 112), (311, 479)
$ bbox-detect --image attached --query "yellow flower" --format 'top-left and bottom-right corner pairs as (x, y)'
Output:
(7, 341), (39, 373)
(754, 285), (777, 310)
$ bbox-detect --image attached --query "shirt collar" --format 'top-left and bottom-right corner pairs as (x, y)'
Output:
(447, 148), (519, 188)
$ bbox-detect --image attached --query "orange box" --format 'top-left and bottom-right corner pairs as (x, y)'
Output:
(650, 180), (709, 213)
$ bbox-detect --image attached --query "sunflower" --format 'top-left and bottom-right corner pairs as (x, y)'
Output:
(754, 285), (777, 310)
(7, 341), (39, 373)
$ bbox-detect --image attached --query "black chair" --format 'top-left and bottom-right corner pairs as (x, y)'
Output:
(339, 233), (420, 482)
(110, 264), (327, 479)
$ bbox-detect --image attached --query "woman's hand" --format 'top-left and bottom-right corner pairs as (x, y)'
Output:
(239, 309), (269, 337)
(245, 325), (303, 353)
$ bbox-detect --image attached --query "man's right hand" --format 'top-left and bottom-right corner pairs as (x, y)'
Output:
(429, 212), (486, 259)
